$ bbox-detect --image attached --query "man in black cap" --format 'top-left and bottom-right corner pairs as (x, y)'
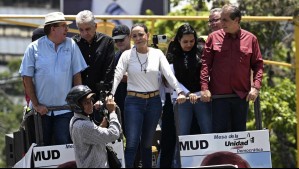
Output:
(112, 24), (131, 65)
(112, 24), (131, 136)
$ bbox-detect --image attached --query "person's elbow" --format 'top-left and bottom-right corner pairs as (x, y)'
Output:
(108, 126), (121, 142)
(111, 129), (120, 141)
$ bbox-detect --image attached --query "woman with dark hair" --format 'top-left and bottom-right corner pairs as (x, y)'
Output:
(111, 23), (186, 168)
(171, 23), (212, 135)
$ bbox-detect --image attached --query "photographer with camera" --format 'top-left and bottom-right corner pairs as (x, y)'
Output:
(67, 85), (121, 168)
(111, 23), (186, 168)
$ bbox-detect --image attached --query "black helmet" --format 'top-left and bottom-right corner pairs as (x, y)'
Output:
(66, 85), (95, 112)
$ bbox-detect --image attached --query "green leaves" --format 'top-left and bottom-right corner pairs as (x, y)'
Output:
(248, 76), (296, 167)
(0, 60), (23, 167)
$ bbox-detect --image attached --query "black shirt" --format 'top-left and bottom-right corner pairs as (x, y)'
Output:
(173, 52), (201, 93)
(73, 32), (115, 98)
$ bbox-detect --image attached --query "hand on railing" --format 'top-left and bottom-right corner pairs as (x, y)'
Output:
(173, 94), (240, 104)
(33, 104), (48, 115)
(20, 105), (71, 129)
(200, 90), (212, 103)
(173, 95), (201, 105)
(34, 105), (71, 115)
(176, 92), (186, 104)
(188, 93), (198, 104)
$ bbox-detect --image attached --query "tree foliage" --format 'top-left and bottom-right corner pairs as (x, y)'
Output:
(247, 76), (296, 167)
(0, 92), (23, 167)
(238, 0), (297, 59)
(0, 59), (23, 167)
(140, 4), (210, 52)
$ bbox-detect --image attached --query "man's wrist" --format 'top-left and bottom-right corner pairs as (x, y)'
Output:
(201, 84), (209, 91)
(251, 85), (260, 91)
(107, 92), (114, 97)
(33, 102), (39, 108)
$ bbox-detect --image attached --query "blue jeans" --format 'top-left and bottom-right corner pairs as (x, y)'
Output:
(42, 112), (73, 146)
(176, 101), (212, 135)
(114, 82), (127, 136)
(124, 95), (162, 168)
(212, 97), (249, 133)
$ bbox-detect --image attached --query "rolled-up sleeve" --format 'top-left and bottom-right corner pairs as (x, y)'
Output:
(200, 35), (214, 91)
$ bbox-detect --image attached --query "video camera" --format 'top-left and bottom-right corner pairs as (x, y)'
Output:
(152, 34), (167, 49)
(91, 81), (112, 126)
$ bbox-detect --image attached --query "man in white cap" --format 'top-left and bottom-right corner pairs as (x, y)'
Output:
(19, 12), (88, 146)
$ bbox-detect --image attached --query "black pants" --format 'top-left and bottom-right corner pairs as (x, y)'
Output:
(114, 82), (127, 136)
(212, 97), (249, 133)
(160, 93), (176, 168)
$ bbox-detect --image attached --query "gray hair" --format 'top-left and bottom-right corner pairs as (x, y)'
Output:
(210, 8), (222, 15)
(76, 10), (96, 27)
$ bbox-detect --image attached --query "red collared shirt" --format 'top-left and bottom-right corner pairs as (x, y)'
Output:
(201, 29), (263, 99)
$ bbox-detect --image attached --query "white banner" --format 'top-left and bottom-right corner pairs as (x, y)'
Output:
(32, 140), (125, 168)
(13, 143), (37, 168)
(179, 130), (272, 168)
(33, 144), (75, 168)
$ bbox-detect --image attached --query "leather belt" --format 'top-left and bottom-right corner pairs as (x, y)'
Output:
(127, 91), (159, 99)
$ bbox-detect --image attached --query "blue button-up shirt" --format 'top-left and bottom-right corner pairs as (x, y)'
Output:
(19, 36), (88, 116)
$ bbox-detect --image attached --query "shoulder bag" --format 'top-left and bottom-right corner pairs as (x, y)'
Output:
(106, 145), (122, 168)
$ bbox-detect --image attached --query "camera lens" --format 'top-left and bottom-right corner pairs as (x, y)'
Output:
(162, 35), (166, 39)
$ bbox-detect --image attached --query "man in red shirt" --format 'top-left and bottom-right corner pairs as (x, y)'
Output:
(200, 4), (263, 133)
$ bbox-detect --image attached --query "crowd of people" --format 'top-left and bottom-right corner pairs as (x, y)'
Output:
(19, 3), (263, 168)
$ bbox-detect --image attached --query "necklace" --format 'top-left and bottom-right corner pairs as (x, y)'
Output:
(136, 49), (148, 74)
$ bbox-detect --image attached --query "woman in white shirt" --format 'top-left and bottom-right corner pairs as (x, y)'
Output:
(111, 23), (186, 168)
